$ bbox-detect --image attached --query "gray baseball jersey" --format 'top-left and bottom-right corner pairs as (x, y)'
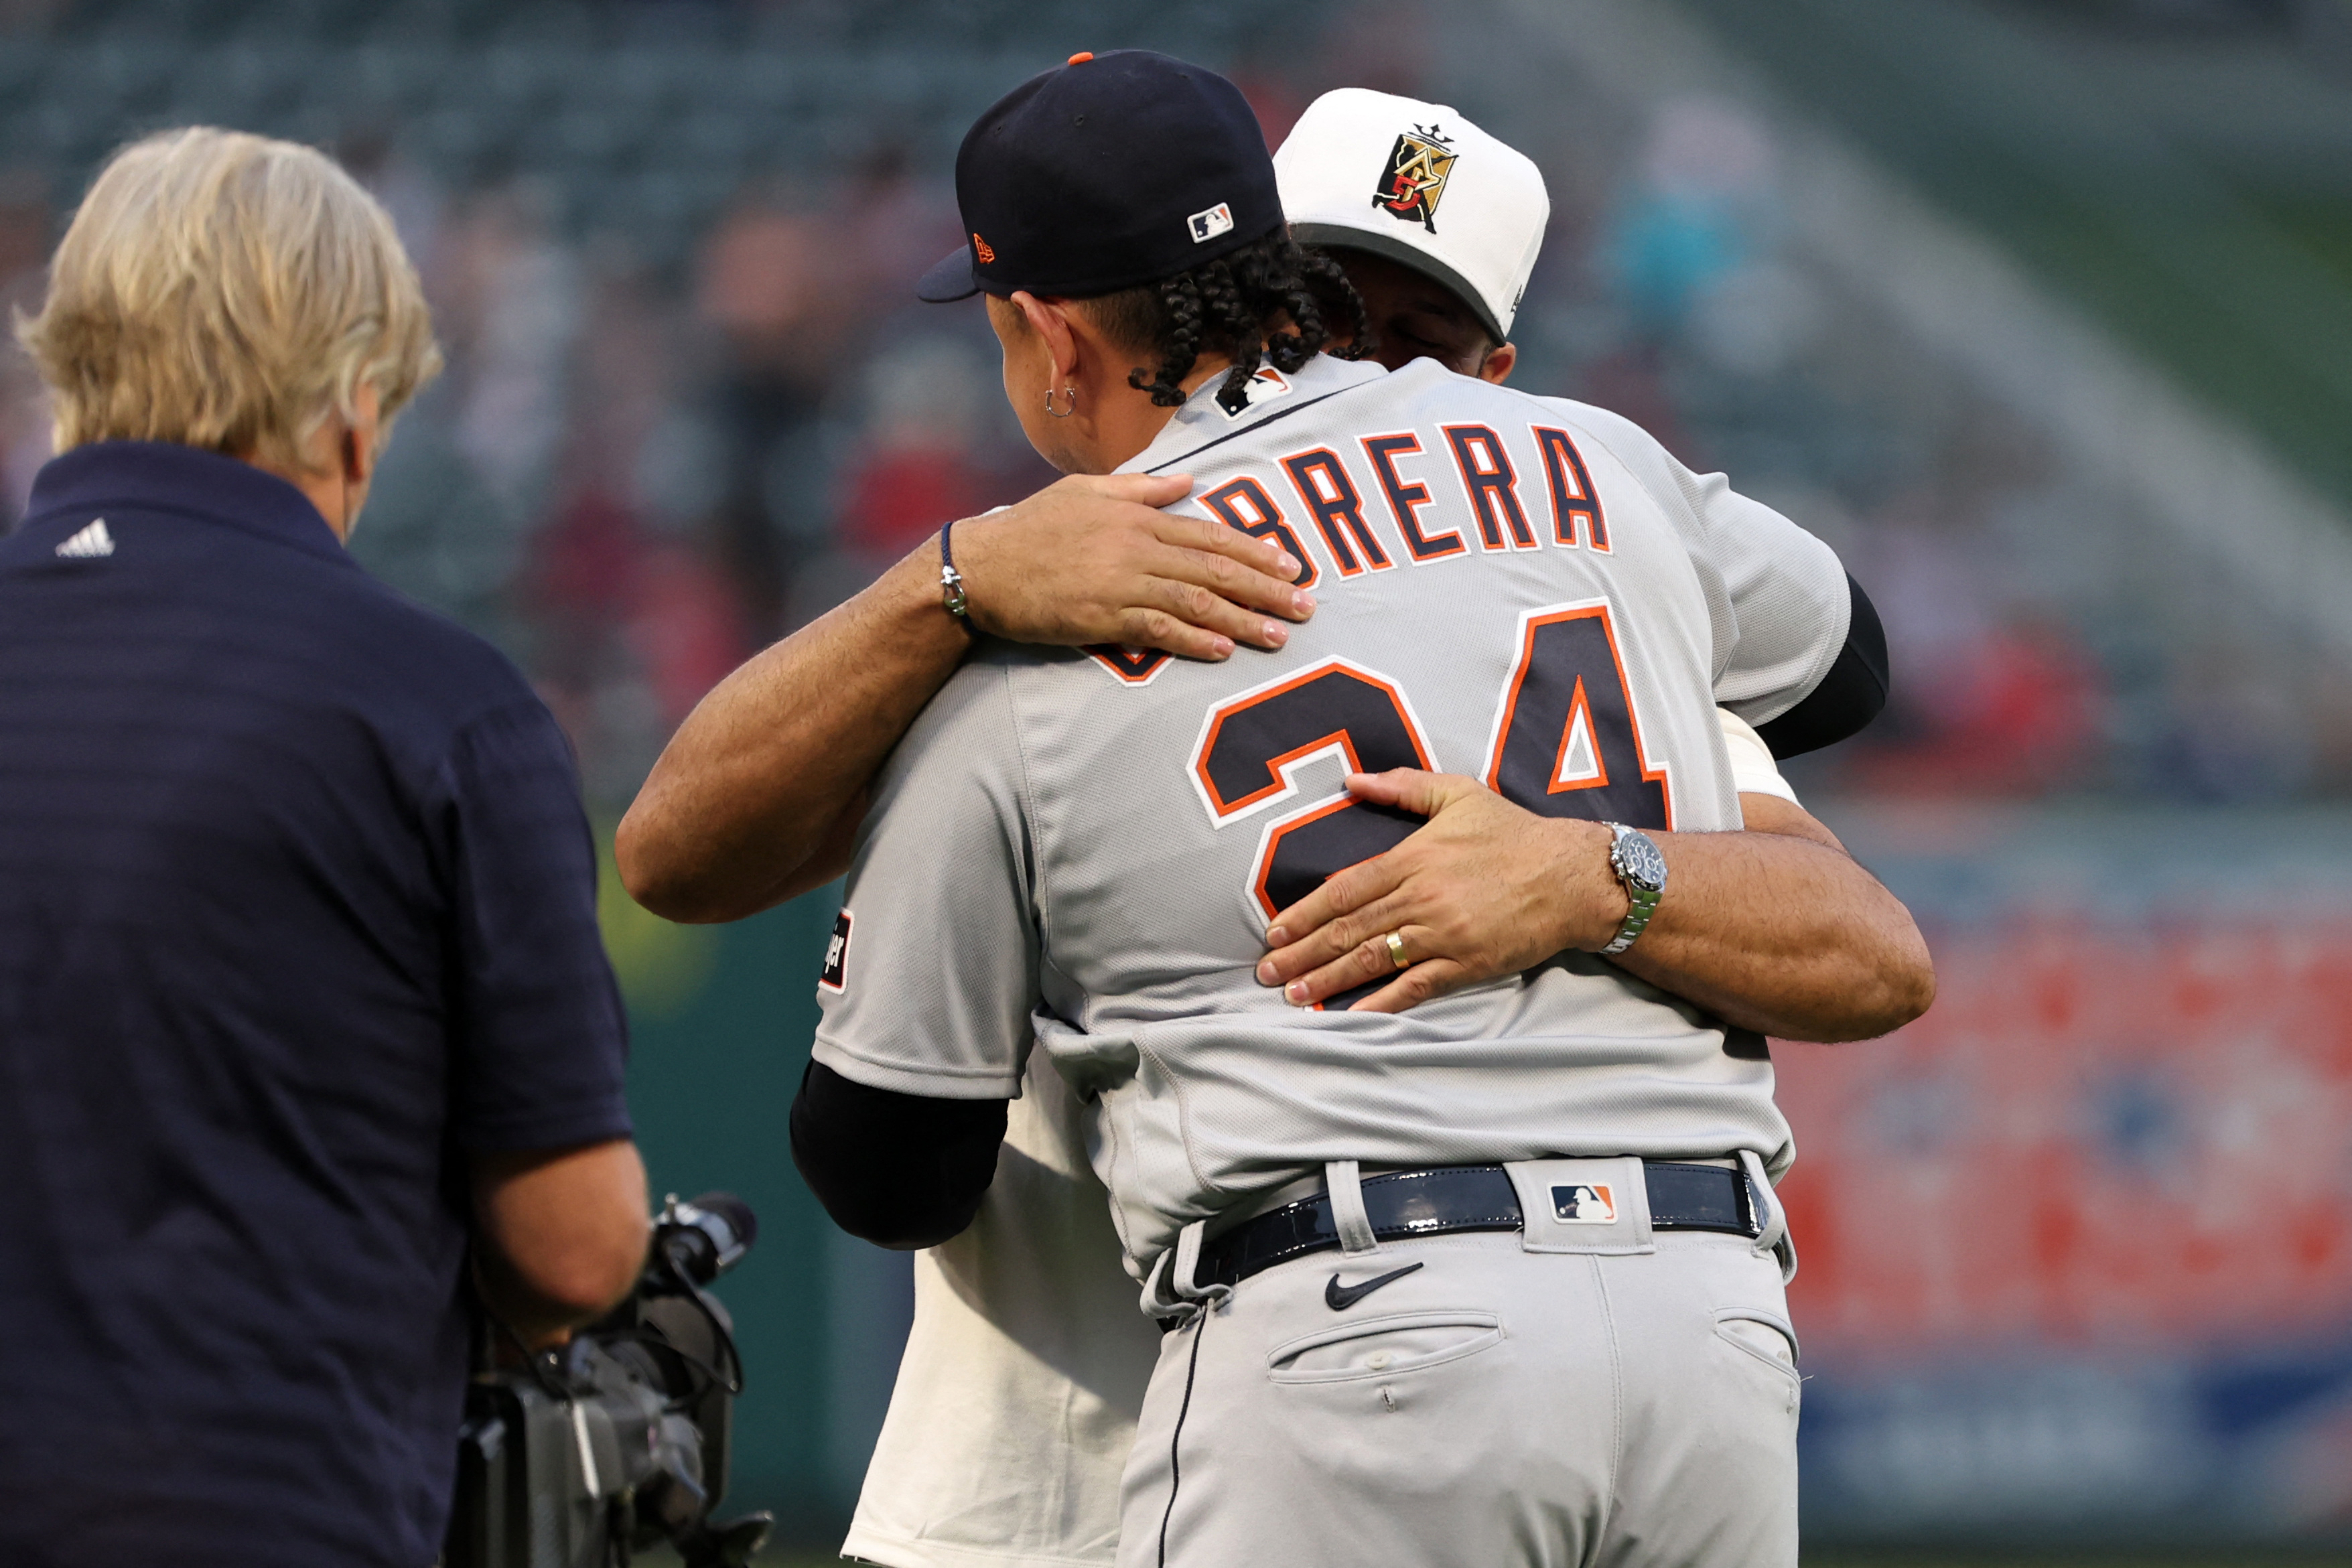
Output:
(813, 353), (1847, 1281)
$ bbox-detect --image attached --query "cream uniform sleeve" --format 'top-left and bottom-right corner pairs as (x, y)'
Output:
(1718, 708), (1801, 806)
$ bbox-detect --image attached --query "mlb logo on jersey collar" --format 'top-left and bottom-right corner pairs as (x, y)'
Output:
(1214, 365), (1294, 421)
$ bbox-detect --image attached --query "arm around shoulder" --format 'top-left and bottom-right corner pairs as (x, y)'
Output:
(618, 473), (1312, 924)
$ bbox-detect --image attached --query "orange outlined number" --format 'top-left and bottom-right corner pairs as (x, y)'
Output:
(1192, 620), (1670, 1004)
(1190, 660), (1436, 950)
(1084, 644), (1175, 685)
(1193, 659), (1431, 823)
(1480, 602), (1669, 829)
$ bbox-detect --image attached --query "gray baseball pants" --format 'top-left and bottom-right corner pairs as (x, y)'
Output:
(1118, 1159), (1802, 1568)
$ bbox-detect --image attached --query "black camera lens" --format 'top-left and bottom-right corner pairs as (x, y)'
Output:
(660, 1192), (757, 1285)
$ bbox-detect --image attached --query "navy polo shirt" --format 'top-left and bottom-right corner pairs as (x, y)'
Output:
(0, 443), (633, 1567)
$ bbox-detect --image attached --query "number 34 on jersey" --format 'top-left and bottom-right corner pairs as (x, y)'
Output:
(1184, 599), (1673, 930)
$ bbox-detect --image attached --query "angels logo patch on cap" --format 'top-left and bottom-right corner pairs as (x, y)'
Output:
(1373, 123), (1456, 234)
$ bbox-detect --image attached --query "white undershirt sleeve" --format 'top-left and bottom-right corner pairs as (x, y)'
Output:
(1718, 708), (1801, 806)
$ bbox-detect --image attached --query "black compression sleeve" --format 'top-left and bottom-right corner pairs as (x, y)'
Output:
(788, 1059), (1009, 1250)
(1755, 574), (1890, 759)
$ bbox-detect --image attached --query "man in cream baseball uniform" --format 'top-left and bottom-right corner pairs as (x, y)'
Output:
(834, 82), (1867, 1568)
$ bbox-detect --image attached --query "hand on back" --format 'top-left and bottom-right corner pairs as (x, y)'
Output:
(953, 473), (1316, 661)
(1255, 770), (1615, 1013)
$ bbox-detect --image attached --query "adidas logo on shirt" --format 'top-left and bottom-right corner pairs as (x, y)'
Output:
(55, 519), (114, 559)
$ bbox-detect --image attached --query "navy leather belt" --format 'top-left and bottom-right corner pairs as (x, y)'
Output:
(1194, 1161), (1760, 1293)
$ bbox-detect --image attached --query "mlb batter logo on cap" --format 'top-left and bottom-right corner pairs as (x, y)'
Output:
(1373, 123), (1456, 233)
(1552, 1183), (1616, 1224)
(1188, 201), (1235, 243)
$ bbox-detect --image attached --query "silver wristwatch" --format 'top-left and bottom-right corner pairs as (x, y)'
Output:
(1598, 823), (1667, 956)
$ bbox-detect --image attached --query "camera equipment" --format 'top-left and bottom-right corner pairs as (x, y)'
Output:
(446, 1192), (774, 1568)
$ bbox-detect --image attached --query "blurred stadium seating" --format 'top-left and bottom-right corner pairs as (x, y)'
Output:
(5, 0), (2351, 1553)
(5, 0), (2349, 812)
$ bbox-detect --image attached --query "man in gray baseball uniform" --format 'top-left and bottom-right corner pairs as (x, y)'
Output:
(620, 72), (1915, 1568)
(787, 52), (1932, 1568)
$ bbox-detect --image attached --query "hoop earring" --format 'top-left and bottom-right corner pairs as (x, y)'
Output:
(1045, 384), (1077, 419)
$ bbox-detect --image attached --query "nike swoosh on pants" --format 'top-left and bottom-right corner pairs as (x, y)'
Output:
(1324, 1261), (1424, 1310)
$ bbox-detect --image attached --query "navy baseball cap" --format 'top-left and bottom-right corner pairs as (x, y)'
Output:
(916, 50), (1284, 303)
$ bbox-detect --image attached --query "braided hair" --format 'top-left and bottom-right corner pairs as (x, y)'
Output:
(1087, 230), (1376, 409)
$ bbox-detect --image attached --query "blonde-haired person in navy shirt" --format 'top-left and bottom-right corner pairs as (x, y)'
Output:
(1, 127), (650, 1567)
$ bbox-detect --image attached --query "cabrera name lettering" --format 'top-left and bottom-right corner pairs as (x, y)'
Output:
(1084, 419), (1616, 687)
(1202, 420), (1609, 595)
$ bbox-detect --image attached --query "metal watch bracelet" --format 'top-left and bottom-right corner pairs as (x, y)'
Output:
(1598, 822), (1667, 956)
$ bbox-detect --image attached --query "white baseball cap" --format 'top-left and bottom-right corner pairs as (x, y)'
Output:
(1273, 87), (1550, 343)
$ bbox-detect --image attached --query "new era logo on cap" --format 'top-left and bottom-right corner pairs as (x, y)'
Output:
(1552, 1183), (1616, 1224)
(55, 518), (113, 558)
(1188, 202), (1235, 243)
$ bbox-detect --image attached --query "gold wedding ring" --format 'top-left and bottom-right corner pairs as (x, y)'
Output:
(1384, 930), (1410, 970)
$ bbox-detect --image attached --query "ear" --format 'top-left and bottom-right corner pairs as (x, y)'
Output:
(1010, 290), (1082, 385)
(341, 383), (383, 486)
(1478, 341), (1517, 386)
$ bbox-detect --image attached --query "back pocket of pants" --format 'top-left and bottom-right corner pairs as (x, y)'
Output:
(1267, 1311), (1503, 1385)
(1713, 1307), (1801, 1383)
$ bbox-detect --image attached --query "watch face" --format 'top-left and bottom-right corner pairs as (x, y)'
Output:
(1614, 829), (1668, 893)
